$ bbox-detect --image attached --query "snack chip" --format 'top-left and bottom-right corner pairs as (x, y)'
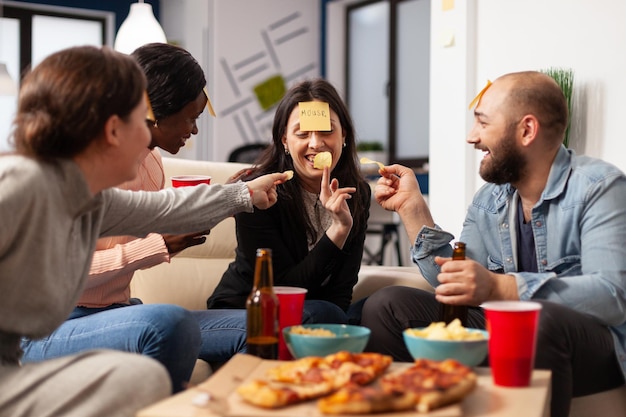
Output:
(406, 319), (485, 341)
(290, 325), (336, 337)
(284, 170), (294, 180)
(313, 152), (332, 169)
(359, 157), (385, 171)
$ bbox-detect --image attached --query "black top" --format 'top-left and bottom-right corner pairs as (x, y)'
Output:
(207, 182), (371, 312)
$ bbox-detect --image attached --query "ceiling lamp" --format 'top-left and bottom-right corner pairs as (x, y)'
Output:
(0, 62), (17, 96)
(114, 1), (167, 55)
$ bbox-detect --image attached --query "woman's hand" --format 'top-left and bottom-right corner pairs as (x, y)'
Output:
(163, 230), (210, 255)
(245, 171), (291, 209)
(319, 166), (355, 249)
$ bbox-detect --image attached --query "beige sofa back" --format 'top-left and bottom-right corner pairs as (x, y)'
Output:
(130, 157), (251, 310)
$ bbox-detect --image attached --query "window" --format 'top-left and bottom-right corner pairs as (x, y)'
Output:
(346, 0), (430, 168)
(0, 2), (113, 151)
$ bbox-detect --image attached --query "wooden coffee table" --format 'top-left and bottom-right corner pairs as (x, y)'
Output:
(137, 354), (551, 417)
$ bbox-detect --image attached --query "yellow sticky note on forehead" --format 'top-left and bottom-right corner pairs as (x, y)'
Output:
(468, 80), (492, 110)
(203, 87), (216, 117)
(299, 101), (331, 131)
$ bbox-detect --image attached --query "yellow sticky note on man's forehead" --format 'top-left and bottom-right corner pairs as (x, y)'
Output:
(468, 80), (492, 110)
(299, 101), (331, 131)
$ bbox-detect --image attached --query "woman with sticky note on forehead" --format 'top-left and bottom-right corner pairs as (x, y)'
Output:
(208, 78), (371, 324)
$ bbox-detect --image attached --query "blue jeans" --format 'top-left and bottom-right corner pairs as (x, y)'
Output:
(302, 299), (367, 325)
(21, 303), (247, 393)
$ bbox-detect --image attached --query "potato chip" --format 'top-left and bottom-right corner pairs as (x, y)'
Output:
(289, 325), (336, 337)
(284, 170), (294, 180)
(359, 157), (385, 171)
(313, 151), (332, 169)
(406, 319), (485, 341)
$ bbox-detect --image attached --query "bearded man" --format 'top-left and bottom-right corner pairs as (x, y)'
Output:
(360, 71), (626, 417)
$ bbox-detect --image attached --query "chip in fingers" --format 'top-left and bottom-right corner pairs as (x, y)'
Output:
(359, 157), (385, 171)
(283, 170), (294, 180)
(313, 152), (332, 169)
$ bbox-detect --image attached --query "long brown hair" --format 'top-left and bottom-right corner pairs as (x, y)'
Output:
(12, 46), (146, 159)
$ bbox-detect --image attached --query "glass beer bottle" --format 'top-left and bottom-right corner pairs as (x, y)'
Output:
(246, 248), (279, 359)
(438, 241), (469, 326)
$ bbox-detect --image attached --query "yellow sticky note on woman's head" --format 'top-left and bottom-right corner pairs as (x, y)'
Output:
(298, 101), (331, 131)
(203, 87), (216, 117)
(145, 91), (156, 123)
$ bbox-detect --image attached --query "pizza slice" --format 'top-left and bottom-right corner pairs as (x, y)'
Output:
(317, 383), (417, 415)
(266, 351), (392, 387)
(237, 351), (393, 409)
(236, 379), (334, 408)
(380, 358), (477, 413)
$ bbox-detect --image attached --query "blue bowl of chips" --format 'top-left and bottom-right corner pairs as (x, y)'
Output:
(403, 324), (489, 367)
(283, 324), (371, 359)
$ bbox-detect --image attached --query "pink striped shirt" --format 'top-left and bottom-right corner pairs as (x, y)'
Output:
(77, 149), (170, 307)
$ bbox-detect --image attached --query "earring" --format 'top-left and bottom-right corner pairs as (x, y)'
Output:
(342, 142), (346, 148)
(153, 120), (159, 128)
(285, 148), (290, 155)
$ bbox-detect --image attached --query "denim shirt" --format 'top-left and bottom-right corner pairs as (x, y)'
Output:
(411, 146), (626, 378)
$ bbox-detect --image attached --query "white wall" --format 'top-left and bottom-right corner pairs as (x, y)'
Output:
(161, 0), (212, 160)
(166, 0), (626, 240)
(161, 0), (320, 162)
(428, 0), (626, 238)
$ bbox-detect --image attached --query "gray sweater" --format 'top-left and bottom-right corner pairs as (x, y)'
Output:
(0, 155), (252, 339)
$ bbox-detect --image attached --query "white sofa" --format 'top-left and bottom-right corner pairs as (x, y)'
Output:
(129, 156), (625, 416)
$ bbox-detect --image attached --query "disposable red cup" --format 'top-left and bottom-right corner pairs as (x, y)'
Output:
(482, 301), (542, 387)
(170, 175), (211, 187)
(274, 286), (307, 360)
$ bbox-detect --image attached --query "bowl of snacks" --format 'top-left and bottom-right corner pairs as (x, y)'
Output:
(403, 319), (489, 367)
(283, 324), (371, 359)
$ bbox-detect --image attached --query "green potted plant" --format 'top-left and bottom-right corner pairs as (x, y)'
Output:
(541, 67), (574, 147)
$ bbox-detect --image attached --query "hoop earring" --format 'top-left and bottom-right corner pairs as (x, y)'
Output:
(285, 148), (290, 155)
(342, 142), (346, 148)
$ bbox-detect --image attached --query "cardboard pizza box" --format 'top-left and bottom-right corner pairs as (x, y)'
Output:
(137, 354), (550, 417)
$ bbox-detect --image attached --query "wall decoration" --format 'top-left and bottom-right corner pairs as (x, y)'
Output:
(211, 0), (320, 162)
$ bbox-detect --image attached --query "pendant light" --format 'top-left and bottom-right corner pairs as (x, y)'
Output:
(114, 1), (167, 55)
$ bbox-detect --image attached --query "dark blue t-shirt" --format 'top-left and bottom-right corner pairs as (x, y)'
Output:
(517, 198), (538, 273)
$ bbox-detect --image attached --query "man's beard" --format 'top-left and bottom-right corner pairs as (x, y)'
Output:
(479, 127), (525, 185)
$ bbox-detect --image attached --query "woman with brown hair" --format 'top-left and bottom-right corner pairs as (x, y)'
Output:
(0, 45), (287, 416)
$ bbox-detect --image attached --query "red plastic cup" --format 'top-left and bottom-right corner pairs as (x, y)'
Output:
(170, 175), (211, 187)
(482, 301), (542, 387)
(274, 286), (307, 360)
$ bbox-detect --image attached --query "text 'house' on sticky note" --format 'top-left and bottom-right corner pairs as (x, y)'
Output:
(298, 101), (331, 132)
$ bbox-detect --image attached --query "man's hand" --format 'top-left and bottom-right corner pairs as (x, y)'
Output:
(163, 230), (210, 255)
(434, 256), (519, 305)
(374, 164), (423, 214)
(374, 164), (435, 243)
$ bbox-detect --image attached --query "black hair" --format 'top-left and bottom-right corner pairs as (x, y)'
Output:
(131, 43), (206, 120)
